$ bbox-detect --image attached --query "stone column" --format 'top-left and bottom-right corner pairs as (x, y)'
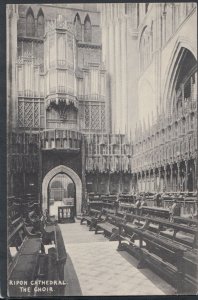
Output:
(170, 164), (173, 192)
(38, 137), (42, 210)
(107, 172), (110, 194)
(158, 167), (161, 192)
(177, 162), (180, 192)
(140, 171), (143, 192)
(164, 165), (167, 191)
(119, 172), (123, 194)
(193, 158), (198, 216)
(115, 20), (121, 132)
(153, 170), (157, 192)
(81, 135), (87, 212)
(121, 17), (127, 133)
(194, 158), (197, 192)
(185, 160), (188, 192)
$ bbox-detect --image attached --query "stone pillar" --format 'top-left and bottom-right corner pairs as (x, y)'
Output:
(145, 172), (147, 192)
(107, 172), (110, 194)
(81, 135), (87, 212)
(170, 164), (173, 192)
(194, 158), (197, 192)
(7, 5), (18, 131)
(177, 162), (180, 192)
(164, 165), (167, 191)
(119, 172), (123, 193)
(121, 17), (127, 133)
(115, 20), (121, 132)
(185, 160), (188, 192)
(153, 170), (157, 192)
(148, 169), (151, 192)
(108, 22), (116, 132)
(140, 171), (143, 192)
(158, 167), (161, 192)
(38, 138), (43, 209)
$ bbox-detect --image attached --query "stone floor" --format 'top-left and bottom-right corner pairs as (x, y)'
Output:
(60, 220), (176, 296)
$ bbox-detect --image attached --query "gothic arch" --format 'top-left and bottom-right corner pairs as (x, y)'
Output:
(42, 165), (82, 215)
(84, 14), (92, 42)
(139, 24), (153, 71)
(74, 13), (82, 41)
(26, 7), (35, 37)
(37, 8), (44, 37)
(162, 38), (197, 113)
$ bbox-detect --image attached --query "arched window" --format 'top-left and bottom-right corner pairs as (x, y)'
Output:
(173, 49), (197, 114)
(84, 14), (92, 43)
(74, 13), (82, 41)
(26, 7), (35, 37)
(37, 9), (44, 37)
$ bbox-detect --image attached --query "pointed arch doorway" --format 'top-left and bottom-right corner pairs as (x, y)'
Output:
(42, 165), (82, 216)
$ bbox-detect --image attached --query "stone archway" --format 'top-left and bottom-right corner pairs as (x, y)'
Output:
(162, 39), (197, 112)
(42, 165), (82, 215)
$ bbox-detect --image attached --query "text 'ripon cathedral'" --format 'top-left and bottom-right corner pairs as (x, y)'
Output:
(7, 3), (197, 212)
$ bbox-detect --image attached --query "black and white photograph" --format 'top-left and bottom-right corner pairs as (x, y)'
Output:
(6, 2), (197, 297)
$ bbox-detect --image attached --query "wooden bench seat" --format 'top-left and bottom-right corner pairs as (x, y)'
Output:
(8, 215), (67, 297)
(117, 215), (198, 294)
(54, 225), (67, 280)
(80, 208), (101, 226)
(144, 216), (198, 249)
(96, 222), (116, 236)
(8, 218), (45, 297)
(141, 206), (170, 219)
(95, 214), (126, 240)
(173, 216), (198, 227)
(118, 223), (187, 292)
(182, 249), (198, 293)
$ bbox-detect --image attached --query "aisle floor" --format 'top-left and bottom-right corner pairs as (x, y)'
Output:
(60, 220), (176, 296)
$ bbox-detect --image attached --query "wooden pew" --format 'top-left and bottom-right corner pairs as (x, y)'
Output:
(8, 217), (45, 297)
(119, 203), (136, 213)
(8, 196), (21, 224)
(141, 206), (170, 219)
(20, 194), (40, 222)
(118, 203), (170, 219)
(8, 216), (67, 297)
(173, 216), (198, 227)
(117, 223), (187, 293)
(27, 211), (60, 245)
(88, 194), (103, 211)
(118, 194), (135, 204)
(117, 215), (198, 293)
(101, 195), (117, 210)
(95, 213), (126, 240)
(143, 216), (198, 249)
(80, 208), (102, 227)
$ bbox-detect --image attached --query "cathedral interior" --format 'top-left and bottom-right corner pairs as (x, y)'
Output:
(7, 3), (197, 297)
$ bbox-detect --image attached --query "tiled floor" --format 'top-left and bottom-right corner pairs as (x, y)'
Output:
(60, 221), (176, 296)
